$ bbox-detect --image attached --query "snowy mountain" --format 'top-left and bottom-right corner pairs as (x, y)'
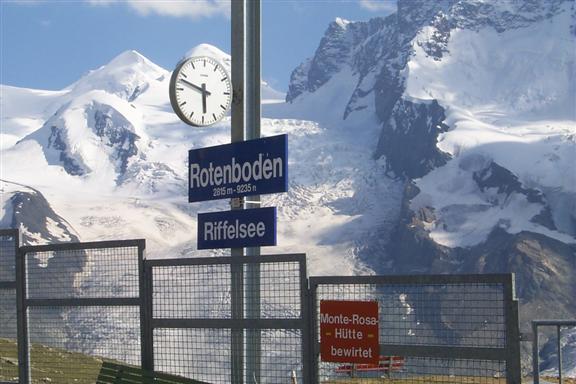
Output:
(1, 40), (390, 277)
(0, 0), (575, 375)
(282, 0), (575, 373)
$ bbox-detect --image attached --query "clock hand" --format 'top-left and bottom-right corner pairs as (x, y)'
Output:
(202, 83), (207, 114)
(180, 79), (212, 96)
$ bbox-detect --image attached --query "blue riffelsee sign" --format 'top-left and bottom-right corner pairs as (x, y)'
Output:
(197, 207), (277, 250)
(188, 134), (288, 203)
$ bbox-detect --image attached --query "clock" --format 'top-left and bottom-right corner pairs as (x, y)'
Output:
(169, 56), (232, 127)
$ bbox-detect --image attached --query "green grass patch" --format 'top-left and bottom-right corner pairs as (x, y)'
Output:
(0, 338), (18, 382)
(1, 337), (106, 383)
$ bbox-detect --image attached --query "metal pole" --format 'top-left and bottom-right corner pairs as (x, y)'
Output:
(557, 325), (563, 384)
(16, 239), (30, 384)
(504, 274), (521, 384)
(138, 240), (154, 371)
(300, 259), (311, 384)
(533, 322), (540, 384)
(245, 0), (262, 382)
(231, 2), (262, 382)
(231, 1), (245, 382)
(309, 280), (319, 384)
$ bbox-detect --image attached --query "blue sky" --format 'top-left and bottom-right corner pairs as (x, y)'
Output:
(0, 0), (396, 92)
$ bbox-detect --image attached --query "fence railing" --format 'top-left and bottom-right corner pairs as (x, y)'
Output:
(309, 274), (521, 384)
(532, 320), (576, 384)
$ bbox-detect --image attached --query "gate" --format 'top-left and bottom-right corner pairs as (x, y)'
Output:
(310, 274), (521, 384)
(17, 239), (147, 383)
(146, 254), (310, 384)
(0, 229), (19, 383)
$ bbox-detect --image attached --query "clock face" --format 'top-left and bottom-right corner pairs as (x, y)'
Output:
(169, 56), (232, 127)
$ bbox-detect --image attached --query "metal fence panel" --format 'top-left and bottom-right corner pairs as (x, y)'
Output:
(0, 229), (19, 384)
(148, 254), (309, 384)
(310, 274), (520, 384)
(5, 230), (525, 384)
(18, 239), (145, 384)
(532, 320), (576, 384)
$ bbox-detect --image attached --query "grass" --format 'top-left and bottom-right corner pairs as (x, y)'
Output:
(0, 338), (18, 382)
(1, 337), (105, 384)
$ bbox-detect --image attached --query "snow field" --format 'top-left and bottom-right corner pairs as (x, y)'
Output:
(405, 7), (576, 247)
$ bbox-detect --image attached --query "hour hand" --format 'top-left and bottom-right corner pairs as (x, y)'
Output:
(180, 79), (212, 96)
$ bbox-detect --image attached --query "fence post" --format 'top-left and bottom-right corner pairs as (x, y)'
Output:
(557, 325), (563, 384)
(138, 240), (153, 371)
(532, 322), (540, 384)
(504, 274), (522, 384)
(300, 258), (310, 384)
(16, 244), (30, 384)
(308, 279), (318, 384)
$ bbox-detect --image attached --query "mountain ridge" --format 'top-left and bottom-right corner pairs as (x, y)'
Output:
(0, 0), (575, 375)
(284, 0), (575, 373)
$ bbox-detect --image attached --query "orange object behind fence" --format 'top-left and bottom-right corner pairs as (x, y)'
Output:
(335, 355), (405, 375)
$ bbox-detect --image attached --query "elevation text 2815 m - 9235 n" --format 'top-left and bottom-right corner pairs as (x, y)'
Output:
(188, 134), (288, 203)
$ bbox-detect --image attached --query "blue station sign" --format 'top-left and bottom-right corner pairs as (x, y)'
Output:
(188, 134), (288, 203)
(197, 207), (277, 250)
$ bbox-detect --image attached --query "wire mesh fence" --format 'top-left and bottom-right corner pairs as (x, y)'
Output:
(148, 254), (309, 384)
(0, 230), (17, 282)
(310, 275), (520, 384)
(154, 328), (232, 383)
(248, 261), (303, 320)
(319, 358), (507, 383)
(0, 229), (19, 384)
(152, 263), (231, 320)
(3, 228), (524, 384)
(25, 245), (140, 299)
(319, 358), (508, 383)
(532, 320), (576, 384)
(18, 240), (145, 384)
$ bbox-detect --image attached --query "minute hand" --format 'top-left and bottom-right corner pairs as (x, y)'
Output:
(180, 79), (212, 96)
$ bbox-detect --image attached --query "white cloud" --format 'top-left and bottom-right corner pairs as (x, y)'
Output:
(359, 0), (396, 13)
(88, 0), (230, 20)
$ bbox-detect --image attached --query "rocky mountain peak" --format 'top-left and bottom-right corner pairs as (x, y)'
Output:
(20, 90), (147, 184)
(107, 49), (151, 68)
(66, 49), (168, 101)
(287, 0), (573, 103)
(286, 15), (391, 102)
(184, 44), (231, 70)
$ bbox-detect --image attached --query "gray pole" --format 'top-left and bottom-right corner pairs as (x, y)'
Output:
(557, 325), (563, 384)
(231, 1), (245, 383)
(15, 231), (30, 384)
(532, 322), (540, 384)
(244, 0), (262, 383)
(231, 1), (262, 382)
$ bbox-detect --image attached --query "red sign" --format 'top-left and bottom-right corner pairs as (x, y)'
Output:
(320, 300), (379, 364)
